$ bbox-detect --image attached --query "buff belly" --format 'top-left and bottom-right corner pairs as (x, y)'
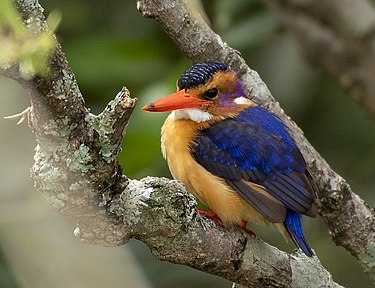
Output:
(161, 115), (267, 225)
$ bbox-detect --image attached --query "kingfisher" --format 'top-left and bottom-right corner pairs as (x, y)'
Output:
(143, 61), (317, 256)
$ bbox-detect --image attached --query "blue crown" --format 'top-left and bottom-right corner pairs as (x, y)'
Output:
(177, 61), (228, 90)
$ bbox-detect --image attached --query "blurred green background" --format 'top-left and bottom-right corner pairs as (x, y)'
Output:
(1, 0), (374, 287)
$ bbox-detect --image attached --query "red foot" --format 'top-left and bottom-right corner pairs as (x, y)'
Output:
(197, 210), (256, 238)
(241, 220), (256, 238)
(196, 209), (224, 227)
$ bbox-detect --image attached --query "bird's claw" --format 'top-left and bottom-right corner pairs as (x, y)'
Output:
(4, 106), (31, 125)
(196, 208), (224, 227)
(241, 220), (256, 238)
(197, 210), (257, 238)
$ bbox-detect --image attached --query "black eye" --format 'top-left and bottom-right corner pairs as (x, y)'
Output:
(203, 88), (218, 100)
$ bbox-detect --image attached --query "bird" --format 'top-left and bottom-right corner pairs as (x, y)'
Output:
(142, 61), (317, 257)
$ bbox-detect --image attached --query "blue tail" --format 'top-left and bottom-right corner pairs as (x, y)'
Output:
(284, 210), (314, 257)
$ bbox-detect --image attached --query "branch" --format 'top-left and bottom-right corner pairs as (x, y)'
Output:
(8, 0), (137, 246)
(3, 0), (373, 286)
(264, 0), (375, 116)
(113, 177), (344, 288)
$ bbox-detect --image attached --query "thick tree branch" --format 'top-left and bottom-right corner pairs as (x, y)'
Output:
(2, 0), (374, 286)
(264, 0), (375, 116)
(8, 0), (137, 246)
(112, 177), (343, 288)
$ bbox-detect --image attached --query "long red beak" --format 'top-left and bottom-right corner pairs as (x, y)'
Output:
(142, 90), (209, 112)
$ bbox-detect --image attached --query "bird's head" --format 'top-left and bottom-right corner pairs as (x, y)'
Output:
(142, 61), (254, 122)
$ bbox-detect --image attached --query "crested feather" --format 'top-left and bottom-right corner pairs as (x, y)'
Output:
(177, 62), (228, 90)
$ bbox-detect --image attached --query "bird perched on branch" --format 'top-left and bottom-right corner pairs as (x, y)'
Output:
(143, 61), (317, 256)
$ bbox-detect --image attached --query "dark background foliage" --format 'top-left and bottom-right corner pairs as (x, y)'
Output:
(1, 0), (374, 287)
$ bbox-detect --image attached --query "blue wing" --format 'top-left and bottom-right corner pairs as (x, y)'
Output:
(191, 106), (317, 220)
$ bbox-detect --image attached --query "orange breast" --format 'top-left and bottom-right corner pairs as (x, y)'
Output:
(161, 115), (267, 225)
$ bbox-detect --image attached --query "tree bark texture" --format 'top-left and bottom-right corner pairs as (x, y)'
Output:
(1, 0), (374, 286)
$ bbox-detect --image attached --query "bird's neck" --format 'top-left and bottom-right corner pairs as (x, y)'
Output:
(161, 114), (209, 160)
(160, 116), (201, 185)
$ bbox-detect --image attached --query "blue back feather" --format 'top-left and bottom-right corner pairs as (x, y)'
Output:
(194, 106), (305, 177)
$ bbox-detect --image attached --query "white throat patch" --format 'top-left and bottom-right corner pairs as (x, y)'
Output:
(171, 108), (213, 123)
